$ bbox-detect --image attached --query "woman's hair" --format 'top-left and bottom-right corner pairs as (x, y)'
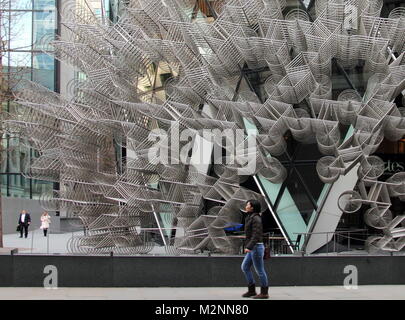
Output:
(246, 199), (261, 213)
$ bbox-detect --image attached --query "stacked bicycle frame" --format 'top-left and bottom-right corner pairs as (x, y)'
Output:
(4, 0), (405, 255)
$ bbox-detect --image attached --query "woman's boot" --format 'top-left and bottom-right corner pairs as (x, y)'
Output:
(242, 284), (256, 298)
(253, 287), (269, 299)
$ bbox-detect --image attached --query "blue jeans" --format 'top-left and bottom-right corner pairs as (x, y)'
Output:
(241, 243), (269, 287)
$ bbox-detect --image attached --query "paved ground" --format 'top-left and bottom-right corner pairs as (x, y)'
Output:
(2, 229), (167, 255)
(3, 229), (79, 254)
(0, 285), (404, 300)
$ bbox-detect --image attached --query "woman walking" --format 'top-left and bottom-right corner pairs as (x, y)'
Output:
(241, 199), (269, 299)
(40, 211), (51, 237)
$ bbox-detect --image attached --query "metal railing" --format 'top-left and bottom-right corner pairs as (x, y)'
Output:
(292, 229), (371, 255)
(29, 228), (52, 254)
(13, 227), (404, 256)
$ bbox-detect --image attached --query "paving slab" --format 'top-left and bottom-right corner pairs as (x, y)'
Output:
(0, 286), (404, 300)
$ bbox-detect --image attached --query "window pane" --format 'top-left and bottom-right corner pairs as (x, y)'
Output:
(32, 68), (54, 90)
(1, 133), (8, 173)
(1, 175), (7, 197)
(8, 51), (31, 67)
(34, 0), (55, 10)
(7, 51), (32, 89)
(33, 53), (54, 90)
(9, 11), (32, 50)
(33, 10), (55, 50)
(2, 64), (9, 80)
(104, 0), (110, 18)
(7, 137), (30, 174)
(1, 11), (10, 48)
(9, 174), (30, 198)
(295, 165), (324, 204)
(258, 174), (307, 245)
(32, 179), (53, 200)
(10, 0), (33, 10)
(33, 52), (53, 70)
(285, 170), (315, 224)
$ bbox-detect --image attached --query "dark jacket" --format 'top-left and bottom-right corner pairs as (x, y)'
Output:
(244, 212), (263, 250)
(18, 213), (31, 225)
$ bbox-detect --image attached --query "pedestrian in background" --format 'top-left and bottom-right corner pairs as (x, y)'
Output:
(18, 210), (31, 238)
(40, 211), (51, 237)
(241, 199), (269, 299)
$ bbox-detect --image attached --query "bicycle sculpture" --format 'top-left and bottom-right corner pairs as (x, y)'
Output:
(4, 0), (405, 254)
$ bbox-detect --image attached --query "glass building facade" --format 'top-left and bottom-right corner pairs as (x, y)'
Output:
(1, 0), (115, 199)
(1, 0), (56, 198)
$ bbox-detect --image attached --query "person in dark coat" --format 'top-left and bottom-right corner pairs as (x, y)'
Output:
(241, 199), (269, 299)
(18, 210), (31, 238)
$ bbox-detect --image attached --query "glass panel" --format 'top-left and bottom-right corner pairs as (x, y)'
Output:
(1, 175), (7, 196)
(159, 206), (175, 238)
(104, 0), (110, 18)
(32, 53), (54, 90)
(2, 57), (9, 76)
(34, 0), (55, 10)
(295, 143), (322, 161)
(295, 165), (323, 205)
(305, 125), (354, 231)
(8, 51), (32, 90)
(10, 0), (33, 10)
(1, 10), (10, 48)
(1, 133), (8, 173)
(259, 174), (307, 244)
(7, 137), (30, 174)
(8, 174), (30, 198)
(32, 179), (53, 199)
(8, 51), (31, 68)
(306, 183), (332, 232)
(284, 170), (315, 224)
(243, 117), (307, 246)
(33, 10), (55, 50)
(33, 52), (54, 70)
(275, 134), (295, 163)
(9, 11), (32, 50)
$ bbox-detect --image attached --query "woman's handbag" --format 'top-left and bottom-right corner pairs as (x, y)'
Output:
(263, 246), (271, 260)
(16, 225), (21, 232)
